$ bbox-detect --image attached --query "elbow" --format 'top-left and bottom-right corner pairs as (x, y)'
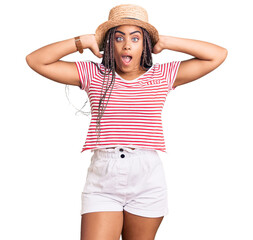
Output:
(26, 54), (37, 69)
(215, 48), (228, 65)
(220, 48), (228, 62)
(223, 48), (228, 59)
(26, 54), (32, 67)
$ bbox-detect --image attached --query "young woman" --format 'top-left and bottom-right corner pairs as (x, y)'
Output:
(26, 4), (227, 240)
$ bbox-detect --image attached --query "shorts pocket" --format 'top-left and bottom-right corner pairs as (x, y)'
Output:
(83, 158), (116, 194)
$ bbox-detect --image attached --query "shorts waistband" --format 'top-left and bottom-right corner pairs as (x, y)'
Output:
(91, 146), (158, 160)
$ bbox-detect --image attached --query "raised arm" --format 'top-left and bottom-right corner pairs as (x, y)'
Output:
(25, 34), (102, 87)
(152, 35), (228, 89)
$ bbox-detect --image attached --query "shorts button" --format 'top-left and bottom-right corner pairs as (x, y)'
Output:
(119, 148), (124, 152)
(120, 154), (125, 158)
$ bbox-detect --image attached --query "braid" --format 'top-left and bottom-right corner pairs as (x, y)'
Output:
(94, 27), (116, 145)
(91, 26), (153, 146)
(141, 27), (153, 69)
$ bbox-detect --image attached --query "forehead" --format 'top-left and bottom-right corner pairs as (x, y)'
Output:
(115, 25), (142, 34)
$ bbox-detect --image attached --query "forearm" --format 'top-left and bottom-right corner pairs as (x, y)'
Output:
(26, 35), (87, 65)
(160, 35), (227, 61)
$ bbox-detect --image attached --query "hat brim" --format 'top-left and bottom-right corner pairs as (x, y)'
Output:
(95, 19), (159, 51)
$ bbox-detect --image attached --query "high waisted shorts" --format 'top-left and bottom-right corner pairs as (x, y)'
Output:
(81, 146), (168, 218)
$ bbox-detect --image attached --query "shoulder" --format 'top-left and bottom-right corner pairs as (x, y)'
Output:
(77, 61), (103, 74)
(156, 61), (181, 70)
(77, 60), (100, 67)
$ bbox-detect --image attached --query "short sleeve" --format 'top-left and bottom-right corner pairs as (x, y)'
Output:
(160, 61), (181, 91)
(75, 61), (93, 92)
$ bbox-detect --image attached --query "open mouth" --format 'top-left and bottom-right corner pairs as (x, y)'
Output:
(121, 55), (132, 65)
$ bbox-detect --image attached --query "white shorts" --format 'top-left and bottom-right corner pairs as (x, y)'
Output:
(81, 146), (168, 218)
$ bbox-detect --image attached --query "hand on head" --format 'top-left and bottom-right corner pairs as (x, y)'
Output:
(84, 34), (103, 58)
(152, 36), (164, 54)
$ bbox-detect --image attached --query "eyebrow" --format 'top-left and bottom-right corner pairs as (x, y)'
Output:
(115, 30), (142, 35)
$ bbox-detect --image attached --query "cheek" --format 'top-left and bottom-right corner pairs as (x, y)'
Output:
(113, 44), (121, 57)
(113, 49), (120, 62)
(134, 46), (143, 59)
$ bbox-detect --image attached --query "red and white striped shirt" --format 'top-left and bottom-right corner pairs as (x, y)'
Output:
(75, 61), (181, 153)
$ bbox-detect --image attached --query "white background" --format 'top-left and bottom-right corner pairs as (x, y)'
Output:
(1, 0), (252, 239)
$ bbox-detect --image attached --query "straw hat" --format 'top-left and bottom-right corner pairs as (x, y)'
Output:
(95, 4), (159, 51)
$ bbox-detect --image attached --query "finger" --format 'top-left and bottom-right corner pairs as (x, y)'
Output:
(96, 51), (103, 58)
(152, 48), (160, 54)
(90, 47), (103, 58)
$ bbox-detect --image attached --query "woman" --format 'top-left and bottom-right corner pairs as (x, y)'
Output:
(26, 4), (227, 240)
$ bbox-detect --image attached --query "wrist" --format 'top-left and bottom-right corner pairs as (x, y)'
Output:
(159, 35), (170, 50)
(80, 34), (93, 50)
(75, 36), (83, 53)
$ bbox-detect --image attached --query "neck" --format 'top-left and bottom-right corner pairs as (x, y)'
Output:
(115, 66), (147, 80)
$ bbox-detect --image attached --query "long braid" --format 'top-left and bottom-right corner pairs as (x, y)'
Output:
(91, 26), (153, 146)
(141, 27), (153, 69)
(94, 27), (116, 145)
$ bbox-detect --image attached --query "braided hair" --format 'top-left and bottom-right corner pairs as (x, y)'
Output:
(90, 26), (153, 145)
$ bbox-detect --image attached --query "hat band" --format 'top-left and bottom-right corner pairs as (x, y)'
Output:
(121, 17), (140, 20)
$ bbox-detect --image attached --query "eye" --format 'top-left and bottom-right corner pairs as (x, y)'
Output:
(132, 37), (139, 42)
(115, 36), (123, 42)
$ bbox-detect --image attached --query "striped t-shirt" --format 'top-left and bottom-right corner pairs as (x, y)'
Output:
(75, 61), (181, 153)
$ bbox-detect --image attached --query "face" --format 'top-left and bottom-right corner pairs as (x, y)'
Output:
(114, 25), (144, 74)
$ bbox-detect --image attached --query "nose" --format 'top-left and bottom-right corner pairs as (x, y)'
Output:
(123, 38), (131, 50)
